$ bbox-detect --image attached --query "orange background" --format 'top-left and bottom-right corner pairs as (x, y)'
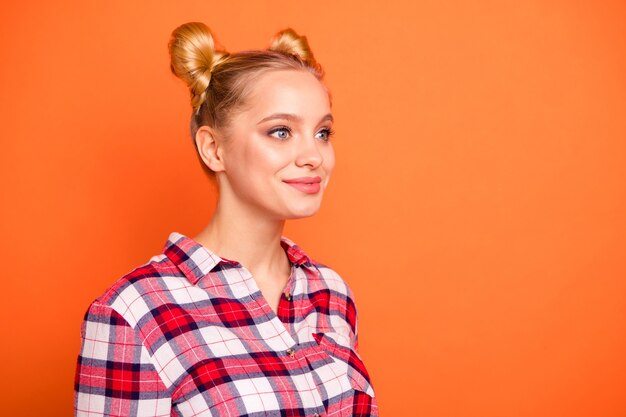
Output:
(1, 1), (625, 416)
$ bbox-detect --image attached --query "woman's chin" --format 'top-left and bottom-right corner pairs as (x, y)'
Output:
(282, 204), (322, 220)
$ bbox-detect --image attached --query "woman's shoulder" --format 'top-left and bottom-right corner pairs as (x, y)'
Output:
(308, 260), (356, 300)
(88, 231), (213, 309)
(86, 252), (184, 314)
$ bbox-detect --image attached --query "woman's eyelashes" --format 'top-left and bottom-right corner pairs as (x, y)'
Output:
(267, 126), (335, 141)
(317, 127), (335, 141)
(268, 126), (292, 140)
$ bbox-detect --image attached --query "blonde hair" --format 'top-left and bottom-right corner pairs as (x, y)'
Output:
(168, 22), (327, 170)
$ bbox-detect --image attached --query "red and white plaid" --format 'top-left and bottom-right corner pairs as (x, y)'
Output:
(74, 232), (378, 416)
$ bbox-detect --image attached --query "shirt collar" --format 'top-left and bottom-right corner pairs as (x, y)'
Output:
(162, 231), (317, 285)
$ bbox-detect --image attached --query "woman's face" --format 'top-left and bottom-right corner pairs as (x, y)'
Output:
(218, 69), (335, 220)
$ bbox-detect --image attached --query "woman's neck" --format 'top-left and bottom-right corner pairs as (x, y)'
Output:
(192, 197), (290, 285)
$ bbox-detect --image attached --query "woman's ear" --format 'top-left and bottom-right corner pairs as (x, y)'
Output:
(195, 126), (226, 173)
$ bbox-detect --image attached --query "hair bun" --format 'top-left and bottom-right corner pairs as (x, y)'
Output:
(269, 28), (320, 70)
(168, 22), (229, 111)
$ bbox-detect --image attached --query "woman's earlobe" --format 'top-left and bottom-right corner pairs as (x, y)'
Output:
(195, 126), (226, 172)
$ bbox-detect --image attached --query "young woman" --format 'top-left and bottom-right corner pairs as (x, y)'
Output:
(74, 22), (378, 416)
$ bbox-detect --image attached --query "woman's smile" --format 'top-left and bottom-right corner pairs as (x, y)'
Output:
(283, 175), (322, 194)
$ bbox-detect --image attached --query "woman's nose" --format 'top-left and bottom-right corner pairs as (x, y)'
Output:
(295, 136), (323, 168)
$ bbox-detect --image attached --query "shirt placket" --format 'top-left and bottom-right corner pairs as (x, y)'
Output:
(232, 263), (328, 416)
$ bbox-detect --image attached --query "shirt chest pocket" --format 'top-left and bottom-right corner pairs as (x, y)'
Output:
(311, 332), (376, 399)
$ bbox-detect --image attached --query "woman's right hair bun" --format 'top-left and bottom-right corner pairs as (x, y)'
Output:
(168, 22), (229, 112)
(269, 28), (320, 70)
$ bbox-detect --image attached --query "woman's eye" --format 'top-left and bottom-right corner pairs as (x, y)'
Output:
(316, 128), (335, 141)
(268, 126), (291, 140)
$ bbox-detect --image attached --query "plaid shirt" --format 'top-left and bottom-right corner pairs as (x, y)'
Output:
(74, 232), (378, 416)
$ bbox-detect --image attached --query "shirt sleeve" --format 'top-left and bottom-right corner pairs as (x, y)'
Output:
(343, 280), (360, 353)
(74, 301), (171, 417)
(341, 278), (380, 414)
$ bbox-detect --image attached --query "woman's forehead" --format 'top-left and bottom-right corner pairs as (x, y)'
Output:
(242, 70), (331, 117)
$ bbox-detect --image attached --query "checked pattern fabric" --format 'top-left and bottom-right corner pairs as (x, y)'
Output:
(74, 232), (378, 416)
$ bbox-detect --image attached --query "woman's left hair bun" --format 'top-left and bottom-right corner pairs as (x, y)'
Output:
(268, 28), (319, 69)
(168, 22), (229, 112)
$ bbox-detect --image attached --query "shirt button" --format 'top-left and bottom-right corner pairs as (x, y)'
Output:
(285, 292), (292, 301)
(286, 348), (296, 358)
(312, 413), (321, 417)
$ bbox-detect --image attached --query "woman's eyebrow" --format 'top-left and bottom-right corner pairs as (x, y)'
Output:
(256, 113), (334, 125)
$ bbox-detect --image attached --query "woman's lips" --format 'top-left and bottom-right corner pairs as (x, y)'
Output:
(283, 176), (322, 194)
